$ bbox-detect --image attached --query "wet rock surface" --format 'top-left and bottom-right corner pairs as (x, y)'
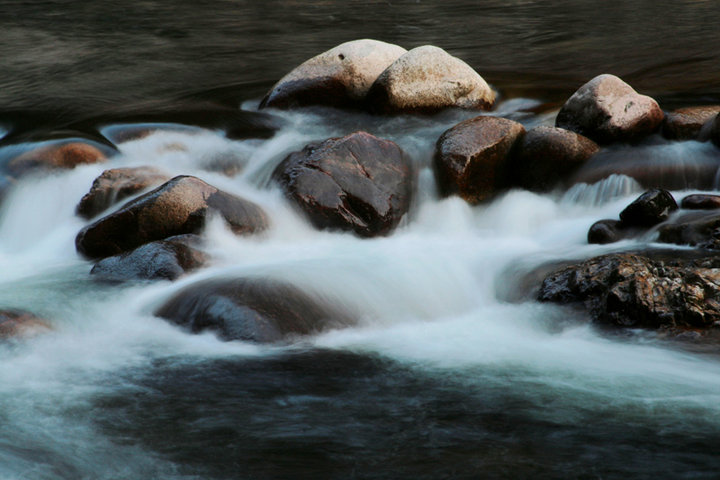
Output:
(366, 45), (495, 114)
(0, 309), (51, 339)
(556, 74), (664, 144)
(587, 219), (639, 244)
(619, 188), (678, 227)
(76, 167), (171, 219)
(510, 126), (599, 192)
(76, 175), (268, 259)
(155, 277), (352, 343)
(434, 115), (525, 204)
(273, 131), (413, 237)
(260, 39), (407, 110)
(7, 141), (111, 177)
(657, 211), (720, 249)
(681, 194), (720, 210)
(90, 235), (208, 282)
(662, 106), (720, 140)
(539, 252), (720, 331)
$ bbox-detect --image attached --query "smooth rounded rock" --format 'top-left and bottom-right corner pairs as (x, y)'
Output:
(662, 106), (720, 140)
(0, 310), (51, 339)
(510, 126), (599, 191)
(76, 175), (268, 259)
(434, 115), (525, 204)
(155, 277), (352, 343)
(556, 74), (664, 144)
(587, 219), (625, 244)
(712, 113), (720, 147)
(260, 39), (407, 110)
(619, 188), (678, 227)
(90, 235), (208, 282)
(273, 131), (413, 237)
(76, 167), (171, 219)
(7, 141), (109, 177)
(366, 45), (495, 114)
(681, 194), (720, 210)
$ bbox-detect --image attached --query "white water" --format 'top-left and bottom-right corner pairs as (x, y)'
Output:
(1, 105), (720, 478)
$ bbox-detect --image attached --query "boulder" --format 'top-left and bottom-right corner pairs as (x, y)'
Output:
(587, 219), (638, 244)
(556, 74), (664, 144)
(76, 167), (171, 219)
(366, 45), (495, 113)
(155, 277), (352, 343)
(539, 252), (720, 330)
(712, 113), (720, 147)
(434, 116), (525, 204)
(90, 235), (208, 282)
(7, 141), (110, 177)
(510, 126), (599, 191)
(657, 211), (720, 249)
(681, 194), (720, 210)
(259, 39), (407, 110)
(0, 310), (51, 339)
(273, 131), (413, 237)
(619, 188), (678, 227)
(662, 106), (720, 140)
(76, 175), (268, 259)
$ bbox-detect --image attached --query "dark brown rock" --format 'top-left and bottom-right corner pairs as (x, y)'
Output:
(7, 141), (110, 177)
(681, 194), (720, 210)
(76, 175), (268, 259)
(556, 74), (664, 144)
(662, 106), (720, 140)
(587, 219), (630, 244)
(657, 211), (720, 249)
(434, 116), (525, 204)
(539, 252), (720, 329)
(510, 126), (599, 191)
(155, 277), (352, 343)
(90, 235), (208, 282)
(366, 45), (496, 114)
(260, 39), (407, 110)
(619, 188), (678, 227)
(712, 113), (720, 148)
(76, 167), (171, 219)
(0, 310), (51, 339)
(273, 131), (413, 237)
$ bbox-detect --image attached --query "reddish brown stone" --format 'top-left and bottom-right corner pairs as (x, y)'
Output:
(8, 141), (109, 177)
(662, 106), (720, 140)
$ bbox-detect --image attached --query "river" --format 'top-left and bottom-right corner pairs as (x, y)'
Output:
(1, 1), (720, 479)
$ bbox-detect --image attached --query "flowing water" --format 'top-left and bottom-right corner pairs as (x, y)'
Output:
(2, 1), (720, 479)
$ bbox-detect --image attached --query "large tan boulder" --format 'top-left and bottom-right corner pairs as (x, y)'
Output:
(76, 167), (171, 219)
(273, 131), (414, 237)
(434, 116), (525, 204)
(76, 175), (268, 259)
(259, 39), (407, 109)
(556, 74), (664, 143)
(367, 45), (496, 114)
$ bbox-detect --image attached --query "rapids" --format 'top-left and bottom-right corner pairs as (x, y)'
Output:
(0, 103), (719, 479)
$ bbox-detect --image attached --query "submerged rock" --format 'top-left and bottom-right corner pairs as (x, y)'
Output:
(76, 175), (268, 259)
(155, 277), (352, 343)
(7, 141), (110, 177)
(657, 211), (720, 249)
(587, 219), (638, 244)
(662, 106), (720, 140)
(510, 126), (599, 192)
(76, 167), (171, 219)
(434, 115), (525, 204)
(681, 194), (720, 210)
(0, 310), (51, 339)
(539, 252), (720, 330)
(556, 74), (664, 144)
(712, 113), (720, 147)
(260, 39), (407, 109)
(273, 131), (413, 237)
(90, 235), (208, 282)
(366, 45), (495, 113)
(618, 188), (678, 227)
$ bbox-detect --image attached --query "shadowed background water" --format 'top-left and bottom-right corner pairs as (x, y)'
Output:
(2, 0), (719, 118)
